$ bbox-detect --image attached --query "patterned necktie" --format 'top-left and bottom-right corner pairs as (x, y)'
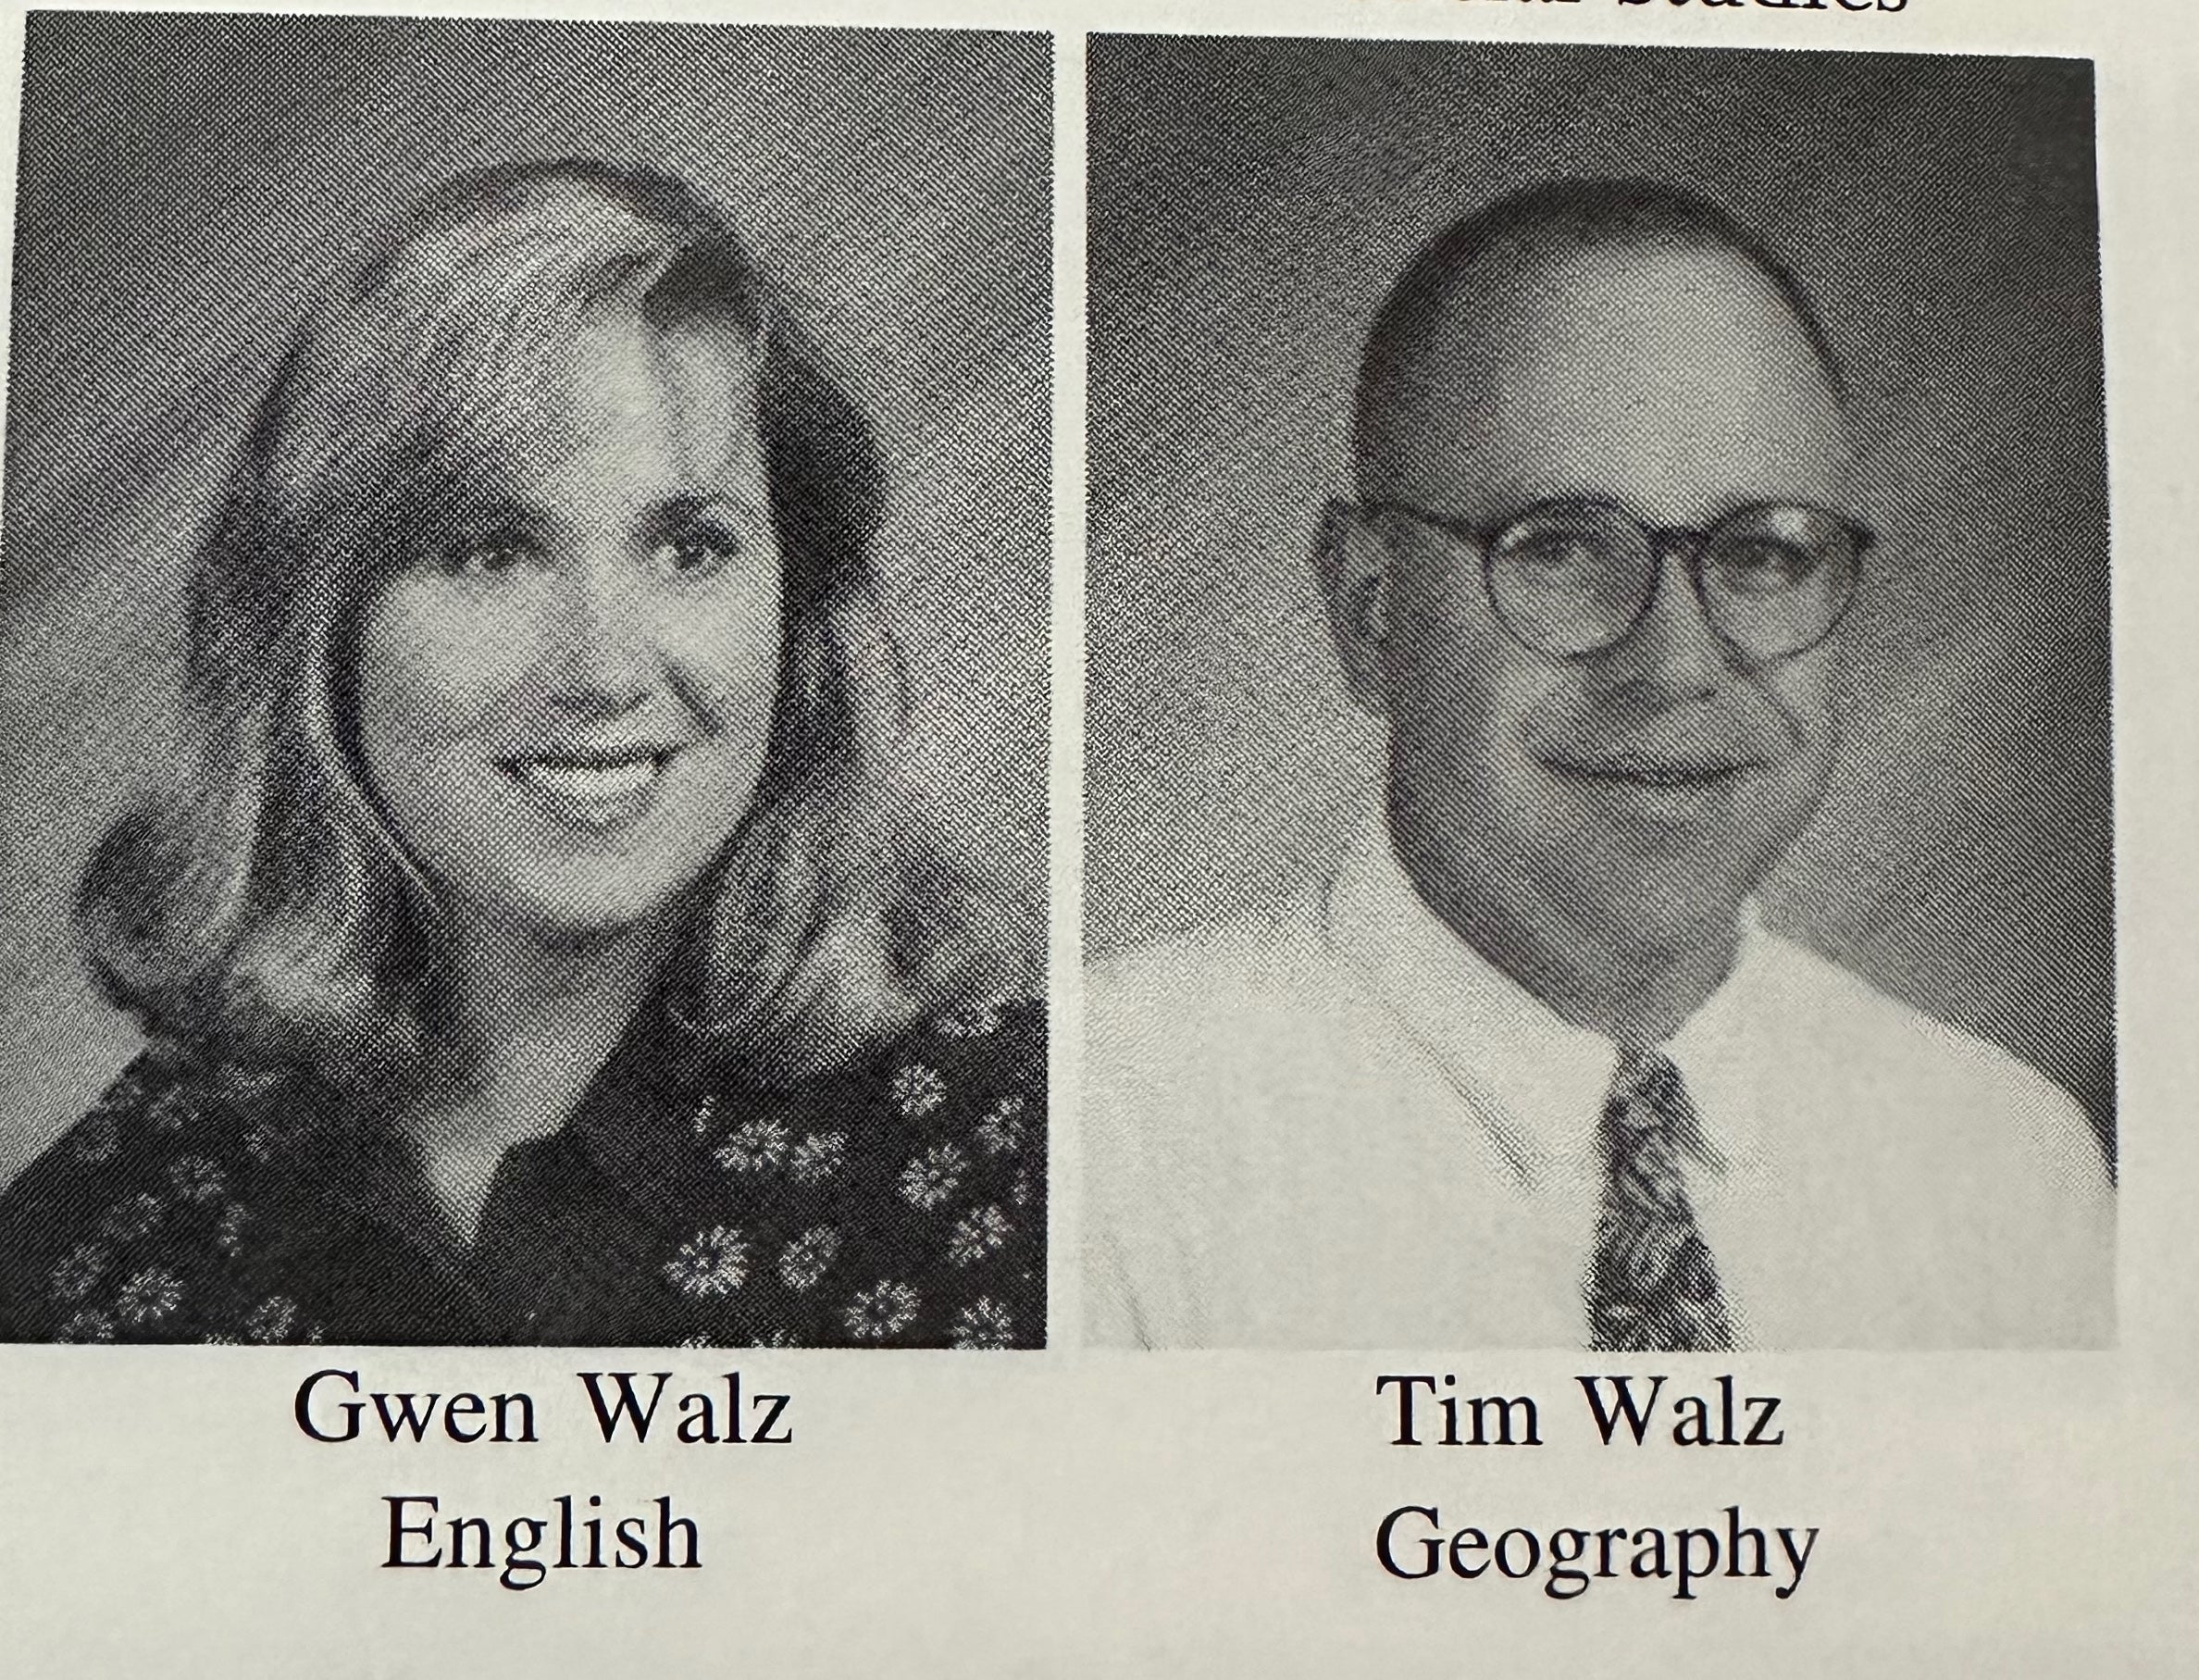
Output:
(1584, 1047), (1734, 1351)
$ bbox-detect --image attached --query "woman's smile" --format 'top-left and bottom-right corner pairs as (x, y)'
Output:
(498, 745), (684, 833)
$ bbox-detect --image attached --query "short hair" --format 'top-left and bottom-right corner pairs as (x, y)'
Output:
(79, 158), (1023, 1098)
(1353, 178), (1849, 475)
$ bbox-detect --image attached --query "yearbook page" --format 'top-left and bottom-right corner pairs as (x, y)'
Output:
(0, 0), (2189, 1671)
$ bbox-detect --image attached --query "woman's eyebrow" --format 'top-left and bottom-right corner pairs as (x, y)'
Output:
(428, 480), (543, 524)
(391, 490), (540, 550)
(652, 488), (766, 525)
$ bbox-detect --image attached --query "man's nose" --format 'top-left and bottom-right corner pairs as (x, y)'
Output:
(1595, 543), (1740, 701)
(539, 555), (655, 717)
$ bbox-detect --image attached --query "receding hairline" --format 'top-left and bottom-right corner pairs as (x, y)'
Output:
(1351, 180), (1850, 484)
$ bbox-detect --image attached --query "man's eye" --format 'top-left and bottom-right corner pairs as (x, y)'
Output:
(1717, 541), (1817, 592)
(655, 525), (743, 578)
(1509, 532), (1609, 578)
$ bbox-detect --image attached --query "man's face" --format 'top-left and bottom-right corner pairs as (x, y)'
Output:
(1354, 241), (1857, 961)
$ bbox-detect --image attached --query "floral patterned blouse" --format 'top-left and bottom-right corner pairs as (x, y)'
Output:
(0, 997), (1045, 1348)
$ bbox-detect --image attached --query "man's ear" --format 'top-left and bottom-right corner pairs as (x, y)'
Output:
(1313, 500), (1394, 717)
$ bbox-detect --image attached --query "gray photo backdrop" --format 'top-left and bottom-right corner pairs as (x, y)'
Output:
(0, 14), (1050, 1183)
(1086, 38), (2113, 1151)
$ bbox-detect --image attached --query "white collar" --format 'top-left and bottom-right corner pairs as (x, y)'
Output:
(1323, 820), (1769, 1183)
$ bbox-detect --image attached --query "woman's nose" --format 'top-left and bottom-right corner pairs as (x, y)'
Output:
(539, 557), (655, 716)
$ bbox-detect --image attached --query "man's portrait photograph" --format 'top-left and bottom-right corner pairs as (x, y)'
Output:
(1082, 37), (2114, 1350)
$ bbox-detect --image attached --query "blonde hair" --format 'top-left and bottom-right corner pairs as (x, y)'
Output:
(79, 159), (1025, 1096)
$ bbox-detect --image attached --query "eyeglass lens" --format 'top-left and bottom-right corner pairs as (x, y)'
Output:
(1485, 501), (1859, 660)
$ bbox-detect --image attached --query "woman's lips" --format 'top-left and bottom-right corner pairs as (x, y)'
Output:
(497, 749), (678, 831)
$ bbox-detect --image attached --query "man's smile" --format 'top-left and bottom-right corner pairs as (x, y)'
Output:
(1540, 749), (1761, 790)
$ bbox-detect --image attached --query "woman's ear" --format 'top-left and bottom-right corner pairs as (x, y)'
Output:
(1312, 500), (1394, 718)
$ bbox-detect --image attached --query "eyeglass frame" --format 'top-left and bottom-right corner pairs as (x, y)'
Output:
(1348, 494), (1873, 665)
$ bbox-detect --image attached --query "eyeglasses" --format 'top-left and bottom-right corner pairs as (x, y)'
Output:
(1365, 496), (1870, 663)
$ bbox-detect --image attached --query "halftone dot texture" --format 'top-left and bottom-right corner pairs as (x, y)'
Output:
(1586, 1050), (1736, 1354)
(1087, 37), (2112, 1158)
(0, 15), (1050, 1184)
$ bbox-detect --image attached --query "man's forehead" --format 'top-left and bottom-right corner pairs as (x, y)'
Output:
(1356, 240), (1853, 518)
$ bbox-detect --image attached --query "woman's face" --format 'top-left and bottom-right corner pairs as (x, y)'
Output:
(353, 317), (786, 945)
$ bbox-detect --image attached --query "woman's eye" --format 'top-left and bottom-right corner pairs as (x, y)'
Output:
(443, 532), (539, 579)
(655, 525), (743, 578)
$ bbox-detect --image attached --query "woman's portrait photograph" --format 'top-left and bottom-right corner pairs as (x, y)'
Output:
(0, 16), (1051, 1347)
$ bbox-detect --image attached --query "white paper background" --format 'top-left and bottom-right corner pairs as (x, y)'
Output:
(4, 0), (2195, 1672)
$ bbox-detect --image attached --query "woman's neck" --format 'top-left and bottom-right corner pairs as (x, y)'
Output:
(448, 910), (676, 1072)
(406, 907), (679, 1243)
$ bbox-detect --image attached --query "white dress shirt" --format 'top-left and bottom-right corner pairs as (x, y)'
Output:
(1083, 830), (2113, 1350)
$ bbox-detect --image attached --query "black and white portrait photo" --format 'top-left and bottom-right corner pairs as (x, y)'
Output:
(1083, 38), (2114, 1350)
(0, 15), (1050, 1348)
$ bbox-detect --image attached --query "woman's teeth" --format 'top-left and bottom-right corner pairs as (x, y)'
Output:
(503, 753), (670, 828)
(516, 758), (659, 801)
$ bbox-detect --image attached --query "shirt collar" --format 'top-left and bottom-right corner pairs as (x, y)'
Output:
(1323, 819), (1767, 1180)
(562, 993), (722, 1197)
